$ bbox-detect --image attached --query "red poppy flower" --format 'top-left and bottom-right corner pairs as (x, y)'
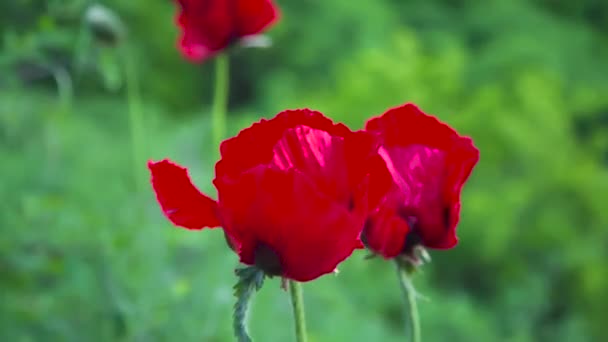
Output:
(149, 110), (382, 281)
(175, 0), (280, 62)
(362, 103), (479, 259)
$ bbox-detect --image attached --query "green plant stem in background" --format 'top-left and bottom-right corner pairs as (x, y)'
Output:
(396, 262), (421, 342)
(211, 53), (229, 152)
(289, 281), (308, 342)
(122, 46), (146, 194)
(50, 65), (74, 116)
(44, 64), (73, 168)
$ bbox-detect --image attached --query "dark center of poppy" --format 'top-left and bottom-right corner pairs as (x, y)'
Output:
(398, 206), (422, 255)
(401, 229), (423, 255)
(254, 242), (283, 277)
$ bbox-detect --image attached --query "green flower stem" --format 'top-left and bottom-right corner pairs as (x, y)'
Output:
(45, 64), (73, 168)
(50, 64), (73, 117)
(233, 267), (265, 342)
(396, 262), (421, 342)
(211, 53), (229, 153)
(122, 45), (145, 194)
(289, 281), (308, 342)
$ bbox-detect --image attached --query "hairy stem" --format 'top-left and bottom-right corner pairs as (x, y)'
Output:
(396, 262), (421, 342)
(233, 267), (265, 342)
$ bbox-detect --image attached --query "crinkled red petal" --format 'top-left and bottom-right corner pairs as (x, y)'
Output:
(270, 125), (352, 204)
(149, 159), (221, 229)
(437, 137), (479, 248)
(217, 166), (365, 282)
(216, 109), (352, 184)
(364, 103), (479, 252)
(379, 144), (452, 247)
(365, 103), (459, 150)
(364, 193), (411, 258)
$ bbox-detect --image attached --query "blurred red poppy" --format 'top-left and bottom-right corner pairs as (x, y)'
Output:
(174, 0), (280, 62)
(362, 103), (479, 259)
(149, 109), (383, 281)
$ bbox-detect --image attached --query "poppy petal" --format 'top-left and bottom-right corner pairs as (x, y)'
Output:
(363, 194), (411, 259)
(149, 159), (221, 229)
(175, 0), (233, 61)
(174, 0), (279, 62)
(270, 125), (350, 203)
(364, 103), (479, 254)
(217, 166), (365, 282)
(235, 0), (280, 37)
(216, 109), (351, 183)
(378, 144), (451, 247)
(365, 103), (458, 150)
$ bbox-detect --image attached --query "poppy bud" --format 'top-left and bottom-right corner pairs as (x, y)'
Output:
(85, 3), (126, 46)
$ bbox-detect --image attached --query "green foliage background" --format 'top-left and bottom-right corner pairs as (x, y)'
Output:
(1, 0), (607, 341)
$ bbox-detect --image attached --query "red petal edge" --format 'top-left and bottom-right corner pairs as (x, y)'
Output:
(216, 109), (352, 183)
(365, 103), (459, 150)
(174, 0), (232, 62)
(235, 0), (281, 37)
(148, 159), (221, 229)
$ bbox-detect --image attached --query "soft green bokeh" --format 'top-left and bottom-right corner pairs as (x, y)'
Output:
(1, 0), (607, 341)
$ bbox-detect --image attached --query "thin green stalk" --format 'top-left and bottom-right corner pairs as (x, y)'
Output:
(211, 53), (229, 152)
(50, 65), (73, 117)
(122, 45), (145, 194)
(289, 281), (308, 342)
(233, 267), (265, 342)
(44, 64), (73, 168)
(395, 262), (421, 342)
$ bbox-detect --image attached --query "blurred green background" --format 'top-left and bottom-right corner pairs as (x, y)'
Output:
(1, 0), (607, 341)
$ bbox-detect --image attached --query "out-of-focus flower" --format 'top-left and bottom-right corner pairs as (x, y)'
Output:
(149, 109), (383, 281)
(362, 103), (479, 260)
(175, 0), (280, 62)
